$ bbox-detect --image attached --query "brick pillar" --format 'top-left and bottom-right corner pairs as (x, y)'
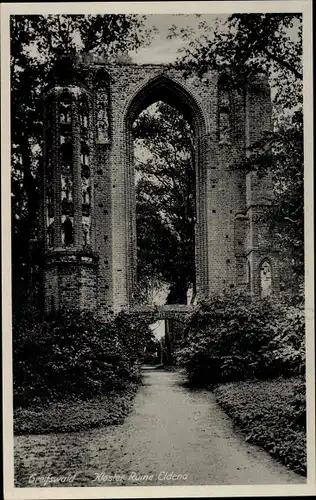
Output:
(244, 74), (280, 298)
(53, 94), (62, 248)
(234, 213), (250, 290)
(72, 93), (82, 248)
(195, 132), (209, 301)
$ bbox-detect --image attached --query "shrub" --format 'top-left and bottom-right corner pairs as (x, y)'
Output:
(175, 293), (305, 386)
(13, 308), (154, 407)
(261, 306), (305, 378)
(214, 377), (306, 475)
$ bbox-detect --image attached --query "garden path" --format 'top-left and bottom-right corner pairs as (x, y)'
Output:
(14, 367), (304, 487)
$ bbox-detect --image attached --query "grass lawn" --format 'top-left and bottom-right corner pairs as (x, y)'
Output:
(214, 377), (306, 476)
(14, 383), (138, 435)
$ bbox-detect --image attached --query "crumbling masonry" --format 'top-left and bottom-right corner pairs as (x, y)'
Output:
(39, 56), (279, 317)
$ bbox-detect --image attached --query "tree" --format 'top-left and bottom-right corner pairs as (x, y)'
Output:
(11, 15), (153, 316)
(168, 14), (304, 297)
(169, 14), (302, 110)
(232, 109), (304, 296)
(133, 102), (196, 304)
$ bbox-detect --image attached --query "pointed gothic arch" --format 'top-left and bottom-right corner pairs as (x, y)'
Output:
(123, 73), (207, 134)
(122, 73), (209, 305)
(40, 61), (277, 316)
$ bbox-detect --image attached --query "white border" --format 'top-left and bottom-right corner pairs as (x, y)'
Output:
(1, 2), (315, 499)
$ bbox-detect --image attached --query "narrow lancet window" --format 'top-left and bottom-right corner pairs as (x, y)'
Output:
(47, 222), (54, 247)
(62, 217), (73, 246)
(247, 260), (251, 291)
(218, 76), (233, 144)
(260, 260), (272, 297)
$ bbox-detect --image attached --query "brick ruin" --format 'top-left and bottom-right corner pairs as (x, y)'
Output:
(37, 56), (279, 318)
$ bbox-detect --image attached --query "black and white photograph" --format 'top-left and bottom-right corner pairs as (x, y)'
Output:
(1, 1), (315, 498)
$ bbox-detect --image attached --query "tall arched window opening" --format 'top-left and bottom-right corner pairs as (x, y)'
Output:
(132, 101), (196, 307)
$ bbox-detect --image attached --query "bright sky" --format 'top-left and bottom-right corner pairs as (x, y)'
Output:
(129, 14), (225, 64)
(150, 320), (165, 341)
(127, 13), (300, 110)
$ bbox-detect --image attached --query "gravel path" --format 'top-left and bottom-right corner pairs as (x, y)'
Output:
(14, 367), (304, 487)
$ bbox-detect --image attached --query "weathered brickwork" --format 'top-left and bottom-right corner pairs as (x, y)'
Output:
(40, 57), (279, 317)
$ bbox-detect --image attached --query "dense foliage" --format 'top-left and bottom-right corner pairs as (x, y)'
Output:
(231, 110), (304, 297)
(133, 102), (195, 304)
(169, 13), (304, 297)
(175, 294), (305, 386)
(170, 14), (302, 106)
(214, 377), (306, 475)
(14, 386), (138, 435)
(13, 309), (154, 407)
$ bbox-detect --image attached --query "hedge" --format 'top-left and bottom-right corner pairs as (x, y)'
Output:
(13, 308), (154, 407)
(175, 293), (305, 386)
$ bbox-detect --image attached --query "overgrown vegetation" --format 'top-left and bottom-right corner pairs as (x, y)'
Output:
(170, 13), (304, 298)
(133, 102), (196, 305)
(166, 13), (306, 476)
(174, 293), (306, 476)
(175, 294), (305, 386)
(14, 387), (138, 435)
(214, 377), (306, 476)
(13, 309), (154, 408)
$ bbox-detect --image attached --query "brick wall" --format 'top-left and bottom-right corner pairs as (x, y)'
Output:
(41, 60), (278, 317)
